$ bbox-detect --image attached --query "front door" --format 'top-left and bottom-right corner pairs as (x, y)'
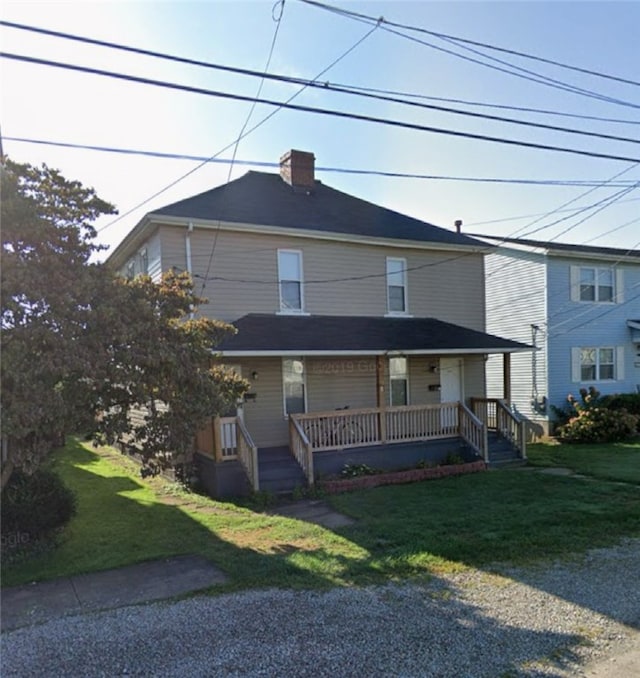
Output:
(440, 358), (463, 431)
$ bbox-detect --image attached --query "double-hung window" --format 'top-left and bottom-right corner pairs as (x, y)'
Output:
(278, 250), (304, 313)
(386, 257), (407, 314)
(389, 357), (408, 406)
(574, 266), (615, 302)
(574, 347), (618, 382)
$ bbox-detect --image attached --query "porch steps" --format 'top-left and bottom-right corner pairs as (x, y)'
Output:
(486, 432), (525, 468)
(258, 446), (307, 495)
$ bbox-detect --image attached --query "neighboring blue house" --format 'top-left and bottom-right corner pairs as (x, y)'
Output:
(474, 235), (640, 437)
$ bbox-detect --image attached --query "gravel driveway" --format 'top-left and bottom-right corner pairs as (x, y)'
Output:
(2, 538), (639, 677)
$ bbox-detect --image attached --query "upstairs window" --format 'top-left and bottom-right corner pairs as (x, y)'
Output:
(126, 259), (136, 279)
(386, 257), (407, 314)
(138, 248), (149, 275)
(574, 266), (615, 303)
(278, 250), (304, 312)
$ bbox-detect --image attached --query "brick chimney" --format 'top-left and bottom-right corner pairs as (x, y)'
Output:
(279, 149), (315, 189)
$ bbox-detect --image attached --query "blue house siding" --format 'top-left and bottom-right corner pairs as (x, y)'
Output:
(547, 257), (640, 409)
(480, 235), (640, 437)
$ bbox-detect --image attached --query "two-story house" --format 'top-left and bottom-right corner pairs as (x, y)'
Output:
(475, 234), (640, 438)
(108, 150), (529, 496)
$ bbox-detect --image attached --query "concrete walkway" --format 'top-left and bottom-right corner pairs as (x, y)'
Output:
(1, 500), (353, 632)
(1, 554), (227, 632)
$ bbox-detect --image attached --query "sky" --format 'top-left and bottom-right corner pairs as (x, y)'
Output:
(1, 0), (639, 260)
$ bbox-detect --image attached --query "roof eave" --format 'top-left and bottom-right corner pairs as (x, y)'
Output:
(143, 213), (489, 253)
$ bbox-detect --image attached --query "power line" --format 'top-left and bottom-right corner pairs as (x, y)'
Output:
(3, 52), (640, 165)
(464, 196), (640, 227)
(3, 21), (638, 143)
(199, 0), (287, 296)
(298, 0), (640, 108)
(329, 83), (640, 126)
(298, 0), (640, 88)
(8, 136), (640, 188)
(5, 19), (638, 128)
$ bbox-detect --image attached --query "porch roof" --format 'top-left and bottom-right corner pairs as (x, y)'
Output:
(219, 314), (532, 356)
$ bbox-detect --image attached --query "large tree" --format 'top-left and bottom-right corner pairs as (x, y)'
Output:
(1, 159), (246, 487)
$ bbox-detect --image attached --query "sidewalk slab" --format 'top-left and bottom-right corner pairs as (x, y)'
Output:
(1, 554), (227, 632)
(271, 499), (355, 528)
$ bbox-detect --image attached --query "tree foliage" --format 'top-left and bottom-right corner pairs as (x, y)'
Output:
(1, 159), (247, 486)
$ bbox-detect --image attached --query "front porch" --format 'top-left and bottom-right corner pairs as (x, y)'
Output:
(195, 399), (526, 497)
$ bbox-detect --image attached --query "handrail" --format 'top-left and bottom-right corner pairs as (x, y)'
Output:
(496, 400), (527, 459)
(289, 416), (314, 486)
(458, 403), (488, 461)
(469, 397), (501, 431)
(236, 418), (259, 492)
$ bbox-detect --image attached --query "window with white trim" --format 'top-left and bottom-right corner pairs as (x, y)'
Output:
(126, 259), (136, 279)
(389, 357), (408, 406)
(138, 248), (149, 275)
(575, 266), (615, 302)
(278, 250), (304, 312)
(572, 346), (623, 382)
(386, 257), (407, 314)
(283, 358), (306, 415)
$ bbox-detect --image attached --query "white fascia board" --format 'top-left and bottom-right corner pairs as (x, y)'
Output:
(106, 216), (155, 269)
(219, 347), (531, 357)
(145, 214), (488, 254)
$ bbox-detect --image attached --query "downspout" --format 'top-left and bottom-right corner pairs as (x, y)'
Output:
(186, 221), (194, 319)
(185, 221), (194, 276)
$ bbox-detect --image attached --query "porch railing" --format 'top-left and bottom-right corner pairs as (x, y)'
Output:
(470, 397), (527, 459)
(496, 401), (527, 459)
(291, 402), (488, 459)
(289, 416), (314, 486)
(458, 403), (488, 461)
(201, 416), (259, 491)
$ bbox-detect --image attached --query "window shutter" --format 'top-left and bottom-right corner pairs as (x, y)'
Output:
(615, 268), (624, 303)
(616, 346), (625, 380)
(570, 266), (580, 302)
(571, 347), (582, 382)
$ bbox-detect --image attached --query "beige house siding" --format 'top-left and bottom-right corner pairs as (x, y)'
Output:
(307, 357), (377, 411)
(156, 224), (486, 329)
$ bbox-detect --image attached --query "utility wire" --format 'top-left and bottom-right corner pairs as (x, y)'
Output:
(298, 0), (640, 108)
(4, 21), (638, 142)
(7, 136), (640, 188)
(3, 52), (640, 164)
(4, 20), (638, 127)
(297, 0), (640, 88)
(200, 0), (287, 296)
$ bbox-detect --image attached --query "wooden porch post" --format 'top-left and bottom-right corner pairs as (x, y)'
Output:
(376, 356), (387, 443)
(213, 415), (223, 462)
(503, 353), (511, 404)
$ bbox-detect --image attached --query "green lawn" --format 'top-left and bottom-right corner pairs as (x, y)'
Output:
(2, 438), (640, 588)
(527, 439), (640, 484)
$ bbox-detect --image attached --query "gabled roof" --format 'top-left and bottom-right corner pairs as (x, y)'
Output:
(471, 234), (640, 259)
(218, 314), (531, 356)
(151, 171), (484, 248)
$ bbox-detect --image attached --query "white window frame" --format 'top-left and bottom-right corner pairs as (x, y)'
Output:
(571, 346), (624, 382)
(389, 356), (409, 406)
(278, 249), (305, 314)
(126, 259), (136, 279)
(386, 257), (409, 316)
(571, 265), (620, 304)
(138, 248), (149, 275)
(282, 357), (307, 417)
